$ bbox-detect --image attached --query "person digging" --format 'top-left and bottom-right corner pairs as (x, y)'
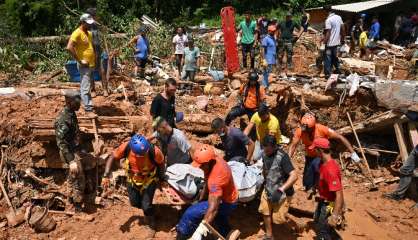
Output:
(102, 134), (165, 238)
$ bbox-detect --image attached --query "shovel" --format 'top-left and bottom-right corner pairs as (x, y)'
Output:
(202, 221), (240, 240)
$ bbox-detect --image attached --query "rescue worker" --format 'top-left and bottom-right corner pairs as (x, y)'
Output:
(309, 138), (345, 240)
(176, 145), (238, 239)
(259, 135), (298, 240)
(211, 117), (255, 163)
(244, 104), (281, 160)
(288, 113), (360, 192)
(277, 12), (301, 70)
(55, 90), (97, 212)
(384, 145), (418, 203)
(225, 72), (266, 125)
(102, 134), (165, 238)
(149, 117), (193, 167)
(261, 25), (277, 92)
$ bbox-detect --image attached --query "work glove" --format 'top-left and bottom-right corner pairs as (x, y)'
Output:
(270, 188), (285, 203)
(190, 221), (209, 240)
(101, 176), (110, 189)
(350, 152), (361, 163)
(69, 160), (79, 176)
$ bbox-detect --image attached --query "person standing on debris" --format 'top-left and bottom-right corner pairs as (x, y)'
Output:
(277, 12), (301, 70)
(176, 145), (238, 239)
(261, 25), (277, 92)
(238, 11), (257, 70)
(149, 117), (192, 166)
(66, 13), (96, 112)
(102, 134), (165, 238)
(211, 117), (255, 163)
(182, 39), (200, 82)
(259, 135), (298, 240)
(86, 8), (109, 97)
(244, 104), (281, 160)
(129, 26), (150, 79)
(150, 78), (177, 128)
(258, 15), (270, 42)
(173, 27), (188, 79)
(350, 20), (362, 55)
(309, 138), (345, 240)
(323, 5), (345, 79)
(384, 145), (418, 204)
(301, 7), (310, 32)
(225, 72), (266, 125)
(288, 113), (360, 192)
(359, 26), (369, 60)
(55, 90), (97, 213)
(369, 16), (381, 42)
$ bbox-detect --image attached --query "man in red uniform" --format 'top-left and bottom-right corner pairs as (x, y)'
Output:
(309, 138), (344, 240)
(176, 144), (238, 240)
(288, 113), (359, 191)
(102, 134), (165, 238)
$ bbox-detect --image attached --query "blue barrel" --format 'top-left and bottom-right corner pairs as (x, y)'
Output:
(65, 60), (103, 82)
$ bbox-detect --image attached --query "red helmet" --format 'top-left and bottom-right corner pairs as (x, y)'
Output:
(301, 114), (316, 129)
(192, 144), (217, 167)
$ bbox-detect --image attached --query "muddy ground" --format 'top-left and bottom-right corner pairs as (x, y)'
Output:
(1, 32), (417, 239)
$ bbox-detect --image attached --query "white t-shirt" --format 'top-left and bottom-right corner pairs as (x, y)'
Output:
(172, 34), (188, 54)
(325, 13), (344, 47)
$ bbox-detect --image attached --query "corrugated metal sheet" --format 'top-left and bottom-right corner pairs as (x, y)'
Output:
(331, 0), (400, 13)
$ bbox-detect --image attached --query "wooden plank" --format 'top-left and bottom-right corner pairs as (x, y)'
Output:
(408, 122), (418, 147)
(393, 122), (409, 161)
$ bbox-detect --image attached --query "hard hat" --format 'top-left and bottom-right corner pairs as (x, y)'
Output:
(268, 25), (276, 33)
(248, 72), (259, 82)
(301, 114), (316, 129)
(308, 138), (330, 150)
(192, 144), (217, 167)
(129, 134), (150, 156)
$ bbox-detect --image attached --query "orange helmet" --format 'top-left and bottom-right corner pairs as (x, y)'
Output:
(192, 144), (217, 167)
(268, 25), (276, 33)
(301, 114), (316, 129)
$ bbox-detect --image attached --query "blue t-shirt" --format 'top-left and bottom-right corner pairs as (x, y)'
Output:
(134, 36), (149, 60)
(369, 22), (380, 40)
(262, 35), (277, 65)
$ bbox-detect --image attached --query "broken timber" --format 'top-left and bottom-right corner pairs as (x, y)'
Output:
(30, 114), (215, 139)
(394, 122), (409, 162)
(337, 111), (407, 136)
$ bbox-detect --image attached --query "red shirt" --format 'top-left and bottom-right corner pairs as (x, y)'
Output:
(207, 157), (238, 204)
(318, 158), (342, 202)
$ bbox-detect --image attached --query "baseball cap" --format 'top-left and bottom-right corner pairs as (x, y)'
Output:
(308, 138), (330, 150)
(80, 13), (95, 24)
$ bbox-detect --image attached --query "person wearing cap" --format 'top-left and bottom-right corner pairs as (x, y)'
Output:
(150, 78), (177, 128)
(237, 11), (258, 70)
(288, 113), (359, 192)
(66, 13), (96, 112)
(261, 25), (277, 92)
(309, 138), (344, 240)
(182, 38), (200, 82)
(323, 5), (345, 79)
(129, 26), (150, 79)
(102, 134), (165, 238)
(225, 71), (266, 125)
(176, 145), (238, 239)
(55, 90), (97, 213)
(277, 12), (301, 70)
(211, 117), (255, 163)
(148, 117), (192, 167)
(259, 135), (298, 240)
(86, 7), (109, 97)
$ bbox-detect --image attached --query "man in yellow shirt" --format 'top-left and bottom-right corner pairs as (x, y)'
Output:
(66, 13), (96, 112)
(359, 28), (368, 60)
(244, 104), (281, 160)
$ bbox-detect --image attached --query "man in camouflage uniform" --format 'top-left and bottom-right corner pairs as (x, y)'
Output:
(55, 90), (97, 212)
(277, 12), (301, 70)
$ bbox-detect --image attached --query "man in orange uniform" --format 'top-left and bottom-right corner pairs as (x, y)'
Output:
(225, 72), (266, 125)
(102, 134), (164, 238)
(176, 145), (238, 240)
(288, 113), (359, 191)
